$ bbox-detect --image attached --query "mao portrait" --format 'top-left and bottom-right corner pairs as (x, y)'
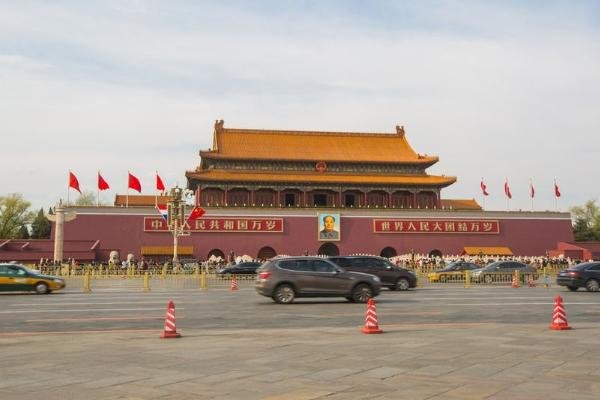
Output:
(318, 213), (340, 241)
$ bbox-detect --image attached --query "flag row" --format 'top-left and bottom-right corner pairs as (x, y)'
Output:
(480, 178), (561, 199)
(68, 171), (166, 194)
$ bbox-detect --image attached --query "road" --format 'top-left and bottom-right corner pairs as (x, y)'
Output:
(1, 283), (600, 399)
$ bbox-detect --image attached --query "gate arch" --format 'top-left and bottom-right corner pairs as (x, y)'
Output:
(207, 248), (225, 261)
(380, 247), (397, 258)
(429, 249), (443, 258)
(257, 246), (277, 260)
(317, 243), (339, 256)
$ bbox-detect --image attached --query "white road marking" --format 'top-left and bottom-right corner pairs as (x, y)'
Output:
(0, 307), (185, 314)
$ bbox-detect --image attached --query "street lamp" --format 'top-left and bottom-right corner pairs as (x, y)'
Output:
(167, 186), (194, 266)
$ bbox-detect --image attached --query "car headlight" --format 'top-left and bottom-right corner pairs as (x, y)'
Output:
(53, 278), (64, 283)
(372, 276), (381, 283)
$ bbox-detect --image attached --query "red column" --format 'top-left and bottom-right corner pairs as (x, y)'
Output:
(412, 192), (417, 208)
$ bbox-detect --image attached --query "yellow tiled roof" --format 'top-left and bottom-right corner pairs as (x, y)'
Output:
(202, 122), (438, 164)
(463, 247), (513, 256)
(440, 199), (482, 210)
(114, 195), (173, 207)
(186, 169), (456, 187)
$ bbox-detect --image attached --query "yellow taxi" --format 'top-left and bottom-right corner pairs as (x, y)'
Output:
(427, 261), (481, 283)
(0, 263), (65, 294)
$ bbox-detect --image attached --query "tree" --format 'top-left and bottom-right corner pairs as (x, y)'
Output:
(17, 224), (30, 239)
(31, 207), (52, 239)
(0, 193), (34, 238)
(571, 200), (600, 241)
(67, 190), (108, 206)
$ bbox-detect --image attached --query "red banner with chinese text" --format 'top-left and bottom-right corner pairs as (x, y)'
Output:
(144, 217), (283, 233)
(373, 219), (499, 234)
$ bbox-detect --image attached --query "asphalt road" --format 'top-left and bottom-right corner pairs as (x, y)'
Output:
(3, 283), (600, 400)
(2, 283), (599, 334)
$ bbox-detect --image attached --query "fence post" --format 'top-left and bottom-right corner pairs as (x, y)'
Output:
(464, 270), (471, 289)
(143, 272), (150, 292)
(83, 271), (91, 293)
(200, 269), (207, 290)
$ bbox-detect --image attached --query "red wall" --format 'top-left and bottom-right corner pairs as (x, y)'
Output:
(56, 209), (574, 261)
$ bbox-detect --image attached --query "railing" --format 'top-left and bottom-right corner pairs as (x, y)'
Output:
(29, 263), (564, 292)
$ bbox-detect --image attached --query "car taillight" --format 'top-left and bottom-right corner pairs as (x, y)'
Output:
(567, 271), (580, 278)
(258, 271), (271, 280)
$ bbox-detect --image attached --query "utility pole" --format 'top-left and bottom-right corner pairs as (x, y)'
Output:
(167, 186), (193, 266)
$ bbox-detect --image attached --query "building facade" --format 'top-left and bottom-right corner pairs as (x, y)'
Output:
(0, 121), (575, 263)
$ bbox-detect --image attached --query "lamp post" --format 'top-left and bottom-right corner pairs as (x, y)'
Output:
(167, 186), (194, 266)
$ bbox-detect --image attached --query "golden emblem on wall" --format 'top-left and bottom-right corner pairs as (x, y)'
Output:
(315, 161), (327, 173)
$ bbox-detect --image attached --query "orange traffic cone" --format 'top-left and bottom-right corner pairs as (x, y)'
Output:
(511, 271), (520, 288)
(160, 300), (181, 338)
(230, 274), (238, 291)
(550, 295), (571, 330)
(361, 298), (383, 334)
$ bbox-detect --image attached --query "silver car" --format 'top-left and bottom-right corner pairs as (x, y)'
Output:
(255, 256), (381, 304)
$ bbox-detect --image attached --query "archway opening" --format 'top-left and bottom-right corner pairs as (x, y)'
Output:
(257, 246), (277, 261)
(317, 243), (340, 256)
(429, 249), (443, 258)
(207, 249), (225, 261)
(380, 247), (397, 258)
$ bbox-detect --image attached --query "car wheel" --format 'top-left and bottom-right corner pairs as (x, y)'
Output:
(351, 284), (373, 303)
(35, 282), (49, 294)
(395, 278), (410, 291)
(585, 279), (599, 292)
(483, 275), (493, 284)
(273, 284), (295, 304)
(439, 275), (446, 283)
(567, 286), (578, 292)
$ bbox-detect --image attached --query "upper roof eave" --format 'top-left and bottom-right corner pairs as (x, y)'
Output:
(198, 151), (439, 166)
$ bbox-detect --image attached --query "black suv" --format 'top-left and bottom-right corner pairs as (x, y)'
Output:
(255, 256), (381, 304)
(557, 262), (600, 292)
(327, 256), (416, 291)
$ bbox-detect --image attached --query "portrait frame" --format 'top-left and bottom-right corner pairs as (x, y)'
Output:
(317, 212), (341, 241)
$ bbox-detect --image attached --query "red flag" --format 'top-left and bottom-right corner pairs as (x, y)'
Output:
(69, 171), (81, 193)
(529, 181), (535, 198)
(156, 172), (165, 192)
(98, 172), (110, 191)
(186, 206), (205, 223)
(480, 179), (489, 196)
(128, 172), (142, 193)
(504, 179), (512, 199)
(554, 180), (561, 198)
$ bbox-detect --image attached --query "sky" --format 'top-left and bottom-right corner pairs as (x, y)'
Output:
(1, 0), (599, 213)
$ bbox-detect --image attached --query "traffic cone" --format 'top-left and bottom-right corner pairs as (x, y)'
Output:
(160, 300), (181, 338)
(511, 271), (520, 288)
(361, 298), (383, 334)
(230, 274), (238, 291)
(550, 295), (571, 330)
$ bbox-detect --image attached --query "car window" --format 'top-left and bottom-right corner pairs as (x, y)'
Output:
(588, 265), (600, 271)
(279, 259), (313, 272)
(347, 259), (365, 269)
(328, 258), (348, 268)
(311, 260), (336, 273)
(7, 267), (26, 276)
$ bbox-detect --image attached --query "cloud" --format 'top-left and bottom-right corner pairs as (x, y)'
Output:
(1, 1), (599, 212)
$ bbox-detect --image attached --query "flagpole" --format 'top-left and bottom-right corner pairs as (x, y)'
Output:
(97, 171), (100, 207)
(67, 170), (70, 206)
(155, 170), (158, 207)
(126, 171), (129, 208)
